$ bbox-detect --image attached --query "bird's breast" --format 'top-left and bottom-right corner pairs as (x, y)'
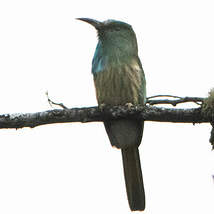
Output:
(93, 60), (145, 106)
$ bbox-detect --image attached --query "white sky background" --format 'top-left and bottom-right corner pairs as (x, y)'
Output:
(0, 0), (214, 213)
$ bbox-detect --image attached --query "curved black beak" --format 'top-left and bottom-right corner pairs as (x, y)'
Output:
(76, 18), (102, 29)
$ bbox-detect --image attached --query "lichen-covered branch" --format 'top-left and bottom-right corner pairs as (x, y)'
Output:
(0, 105), (212, 129)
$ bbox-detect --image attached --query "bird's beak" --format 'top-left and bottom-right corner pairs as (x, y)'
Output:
(76, 18), (102, 29)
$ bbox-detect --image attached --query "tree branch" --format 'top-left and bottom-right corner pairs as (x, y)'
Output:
(147, 95), (204, 106)
(0, 105), (211, 129)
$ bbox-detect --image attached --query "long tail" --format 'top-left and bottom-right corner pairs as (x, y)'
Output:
(121, 147), (145, 211)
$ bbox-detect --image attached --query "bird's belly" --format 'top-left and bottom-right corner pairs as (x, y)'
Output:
(94, 66), (142, 106)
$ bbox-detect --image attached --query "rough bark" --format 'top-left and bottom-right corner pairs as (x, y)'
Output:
(0, 105), (212, 129)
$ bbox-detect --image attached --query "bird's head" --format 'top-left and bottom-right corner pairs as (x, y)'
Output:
(77, 18), (138, 55)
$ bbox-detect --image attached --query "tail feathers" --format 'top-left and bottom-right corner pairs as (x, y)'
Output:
(121, 147), (145, 211)
(104, 120), (143, 148)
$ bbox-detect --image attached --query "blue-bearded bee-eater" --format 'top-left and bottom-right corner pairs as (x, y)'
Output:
(77, 18), (146, 211)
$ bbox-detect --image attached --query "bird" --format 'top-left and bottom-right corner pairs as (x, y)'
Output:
(77, 18), (147, 211)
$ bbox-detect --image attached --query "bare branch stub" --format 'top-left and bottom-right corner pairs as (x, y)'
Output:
(46, 91), (68, 109)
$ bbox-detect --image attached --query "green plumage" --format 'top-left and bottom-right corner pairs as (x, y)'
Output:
(94, 58), (146, 106)
(77, 18), (146, 211)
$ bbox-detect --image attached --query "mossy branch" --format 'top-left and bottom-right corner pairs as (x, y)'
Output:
(1, 93), (214, 148)
(0, 105), (211, 129)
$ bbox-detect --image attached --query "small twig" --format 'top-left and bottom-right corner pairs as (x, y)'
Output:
(46, 91), (68, 109)
(147, 95), (182, 99)
(147, 95), (204, 106)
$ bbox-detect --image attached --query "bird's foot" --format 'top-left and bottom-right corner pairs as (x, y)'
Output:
(125, 102), (134, 110)
(99, 103), (106, 111)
